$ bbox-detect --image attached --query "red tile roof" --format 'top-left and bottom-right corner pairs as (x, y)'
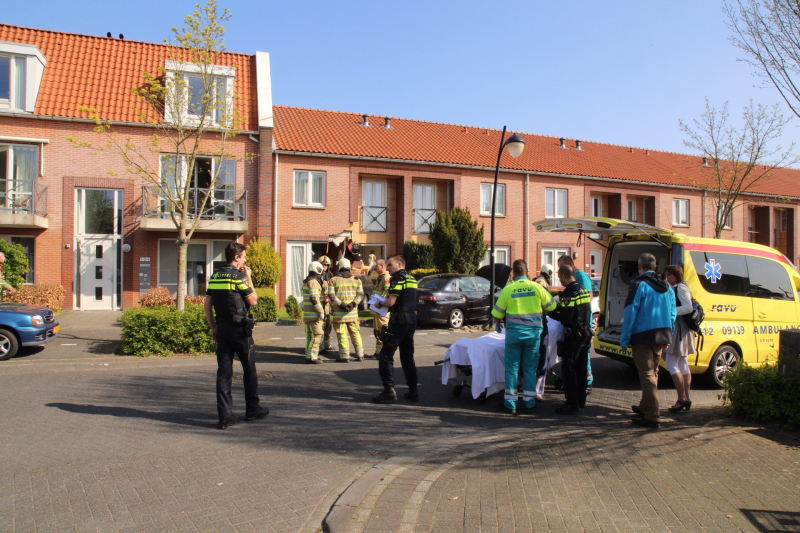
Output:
(273, 106), (800, 198)
(0, 24), (258, 130)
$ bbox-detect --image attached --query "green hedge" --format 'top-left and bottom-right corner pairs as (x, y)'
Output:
(721, 362), (800, 429)
(409, 268), (439, 279)
(120, 303), (214, 356)
(252, 287), (277, 322)
(403, 240), (435, 271)
(284, 295), (302, 321)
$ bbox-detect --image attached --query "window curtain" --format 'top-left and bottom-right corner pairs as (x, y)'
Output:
(13, 57), (25, 110)
(295, 172), (308, 204)
(158, 240), (179, 294)
(481, 185), (491, 213)
(0, 57), (9, 100)
(557, 190), (566, 217)
(290, 246), (305, 300)
(311, 172), (324, 204)
(12, 146), (36, 195)
(496, 185), (505, 216)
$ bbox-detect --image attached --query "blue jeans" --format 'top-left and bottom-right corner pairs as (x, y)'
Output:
(504, 324), (542, 410)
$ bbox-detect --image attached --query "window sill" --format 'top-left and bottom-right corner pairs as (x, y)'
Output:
(292, 204), (326, 210)
(479, 213), (506, 218)
(544, 215), (567, 219)
(672, 224), (690, 228)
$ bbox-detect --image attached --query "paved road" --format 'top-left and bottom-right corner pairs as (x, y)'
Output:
(1, 311), (797, 532)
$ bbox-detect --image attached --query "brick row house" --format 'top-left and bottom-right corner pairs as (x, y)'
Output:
(2, 23), (800, 309)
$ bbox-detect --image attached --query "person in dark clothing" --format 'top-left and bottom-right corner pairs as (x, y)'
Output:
(204, 242), (269, 429)
(371, 255), (419, 404)
(548, 265), (593, 415)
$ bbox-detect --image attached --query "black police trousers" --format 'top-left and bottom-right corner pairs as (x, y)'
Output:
(378, 322), (418, 388)
(216, 322), (260, 422)
(561, 337), (591, 407)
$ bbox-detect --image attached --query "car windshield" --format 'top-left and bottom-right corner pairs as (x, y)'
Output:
(418, 277), (449, 290)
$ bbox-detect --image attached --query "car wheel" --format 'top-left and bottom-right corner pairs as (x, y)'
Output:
(447, 308), (465, 329)
(707, 344), (740, 388)
(0, 328), (19, 361)
(591, 313), (599, 335)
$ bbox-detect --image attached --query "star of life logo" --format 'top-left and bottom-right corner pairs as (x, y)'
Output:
(705, 259), (722, 284)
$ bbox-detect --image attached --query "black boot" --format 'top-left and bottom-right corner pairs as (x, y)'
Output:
(404, 387), (419, 402)
(372, 386), (397, 404)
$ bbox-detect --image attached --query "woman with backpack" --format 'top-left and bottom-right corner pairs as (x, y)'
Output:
(663, 265), (695, 412)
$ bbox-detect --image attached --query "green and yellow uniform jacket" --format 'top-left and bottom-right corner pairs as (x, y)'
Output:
(491, 276), (556, 328)
(302, 274), (327, 323)
(206, 265), (254, 318)
(327, 270), (364, 323)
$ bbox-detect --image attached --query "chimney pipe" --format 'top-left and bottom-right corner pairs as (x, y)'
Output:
(383, 117), (392, 129)
(118, 34), (124, 39)
(107, 32), (112, 38)
(703, 156), (708, 166)
(559, 138), (566, 149)
(362, 114), (370, 127)
(575, 140), (582, 150)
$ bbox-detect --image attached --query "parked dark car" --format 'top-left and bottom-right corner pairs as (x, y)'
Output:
(415, 274), (498, 328)
(0, 303), (59, 361)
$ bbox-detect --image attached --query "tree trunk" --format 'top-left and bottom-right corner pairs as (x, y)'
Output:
(176, 238), (188, 311)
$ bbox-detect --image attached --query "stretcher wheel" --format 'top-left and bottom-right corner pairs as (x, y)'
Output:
(554, 375), (564, 391)
(453, 384), (464, 397)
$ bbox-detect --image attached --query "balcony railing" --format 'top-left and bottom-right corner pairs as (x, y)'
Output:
(0, 180), (48, 216)
(142, 185), (247, 221)
(414, 208), (437, 234)
(362, 205), (387, 233)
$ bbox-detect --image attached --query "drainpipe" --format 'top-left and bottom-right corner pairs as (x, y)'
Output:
(525, 173), (530, 266)
(702, 190), (707, 238)
(273, 152), (279, 247)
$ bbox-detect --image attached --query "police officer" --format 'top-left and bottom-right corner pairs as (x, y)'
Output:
(549, 264), (593, 414)
(369, 259), (391, 359)
(319, 256), (335, 353)
(204, 242), (268, 430)
(558, 255), (594, 393)
(371, 254), (419, 404)
(492, 259), (557, 414)
(327, 258), (365, 362)
(302, 261), (326, 364)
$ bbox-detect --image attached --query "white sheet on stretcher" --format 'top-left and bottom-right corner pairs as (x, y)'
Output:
(535, 318), (565, 397)
(441, 331), (507, 399)
(441, 318), (565, 400)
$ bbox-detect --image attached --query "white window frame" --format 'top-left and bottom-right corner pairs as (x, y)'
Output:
(362, 179), (387, 232)
(164, 60), (235, 127)
(673, 199), (690, 227)
(293, 170), (326, 208)
(413, 182), (437, 234)
(0, 42), (45, 114)
(590, 195), (602, 217)
(722, 209), (733, 230)
(545, 188), (568, 219)
(541, 247), (570, 270)
(627, 199), (636, 222)
(780, 210), (788, 233)
(480, 245), (511, 267)
(480, 183), (506, 217)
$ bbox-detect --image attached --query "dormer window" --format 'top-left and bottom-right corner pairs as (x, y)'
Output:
(0, 41), (46, 113)
(164, 60), (235, 127)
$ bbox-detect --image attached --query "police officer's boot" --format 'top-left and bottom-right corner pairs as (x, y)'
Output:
(404, 387), (419, 402)
(371, 386), (397, 404)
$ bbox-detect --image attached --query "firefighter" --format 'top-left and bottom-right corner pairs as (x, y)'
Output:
(327, 258), (365, 362)
(369, 259), (392, 359)
(491, 259), (557, 414)
(549, 264), (593, 414)
(319, 256), (335, 352)
(302, 261), (326, 364)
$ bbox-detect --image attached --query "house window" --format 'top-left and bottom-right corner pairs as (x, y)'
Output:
(480, 183), (506, 216)
(185, 74), (228, 123)
(164, 60), (235, 127)
(545, 188), (567, 218)
(780, 210), (788, 233)
(294, 170), (326, 207)
(627, 199), (636, 222)
(722, 209), (733, 230)
(590, 196), (602, 217)
(0, 55), (26, 110)
(0, 235), (34, 283)
(414, 183), (436, 234)
(362, 179), (387, 232)
(154, 154), (239, 220)
(673, 199), (689, 226)
(480, 246), (510, 267)
(0, 144), (38, 214)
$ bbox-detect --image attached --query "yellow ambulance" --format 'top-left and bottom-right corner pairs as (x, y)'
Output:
(534, 217), (800, 387)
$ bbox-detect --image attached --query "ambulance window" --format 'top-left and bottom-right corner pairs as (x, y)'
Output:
(690, 252), (749, 296)
(746, 257), (795, 301)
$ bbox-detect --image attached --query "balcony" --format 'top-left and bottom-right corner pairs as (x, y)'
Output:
(0, 180), (48, 228)
(414, 208), (436, 234)
(362, 205), (387, 233)
(140, 185), (248, 233)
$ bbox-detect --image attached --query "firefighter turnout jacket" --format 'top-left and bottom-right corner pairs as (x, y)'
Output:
(327, 270), (364, 322)
(373, 271), (392, 298)
(302, 274), (327, 323)
(491, 276), (556, 327)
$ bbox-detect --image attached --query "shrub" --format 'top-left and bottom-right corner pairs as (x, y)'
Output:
(409, 268), (439, 279)
(0, 240), (29, 289)
(722, 362), (800, 429)
(284, 295), (302, 322)
(246, 237), (282, 288)
(120, 303), (214, 356)
(140, 286), (174, 307)
(403, 241), (436, 271)
(430, 207), (486, 274)
(5, 283), (66, 311)
(252, 287), (277, 322)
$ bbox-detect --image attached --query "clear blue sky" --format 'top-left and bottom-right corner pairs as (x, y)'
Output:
(7, 0), (800, 155)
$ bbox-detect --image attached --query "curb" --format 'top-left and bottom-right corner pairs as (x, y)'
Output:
(0, 354), (217, 374)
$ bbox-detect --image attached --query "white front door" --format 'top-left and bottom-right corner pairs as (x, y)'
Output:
(79, 237), (116, 310)
(590, 249), (603, 275)
(541, 247), (569, 269)
(287, 241), (329, 302)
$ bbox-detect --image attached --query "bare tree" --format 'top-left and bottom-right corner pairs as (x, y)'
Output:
(70, 0), (245, 309)
(679, 98), (797, 238)
(727, 0), (800, 119)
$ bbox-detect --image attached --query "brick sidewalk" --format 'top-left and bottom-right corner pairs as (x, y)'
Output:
(329, 408), (800, 533)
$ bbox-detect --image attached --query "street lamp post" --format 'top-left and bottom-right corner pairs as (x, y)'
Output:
(488, 126), (525, 327)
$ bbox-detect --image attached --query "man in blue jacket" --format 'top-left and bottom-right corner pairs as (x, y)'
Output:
(620, 253), (676, 428)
